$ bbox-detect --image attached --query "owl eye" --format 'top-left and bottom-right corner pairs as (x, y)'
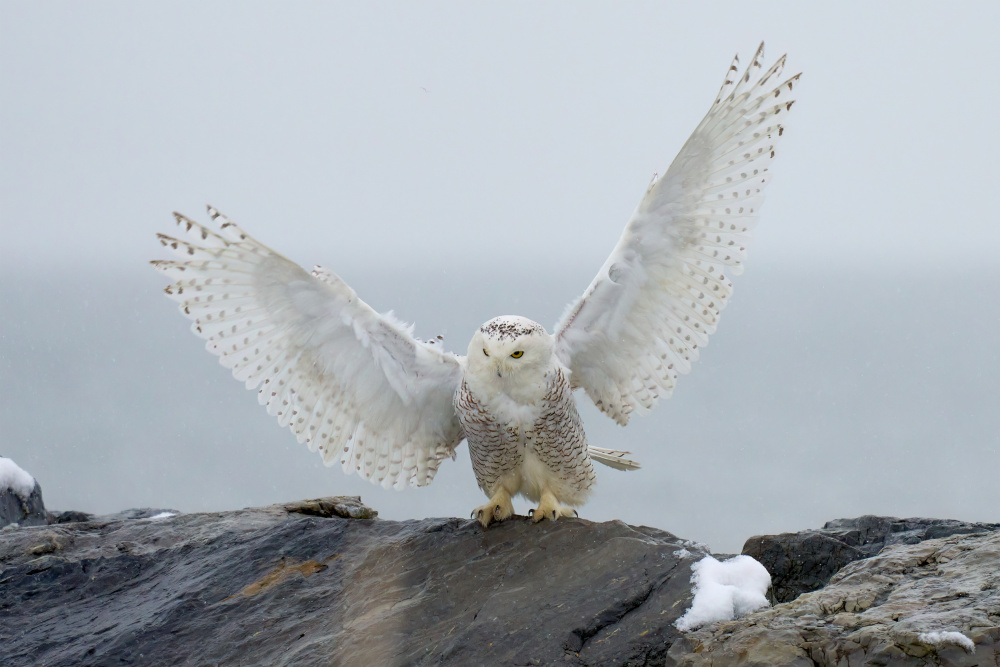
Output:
(483, 348), (489, 357)
(510, 350), (524, 358)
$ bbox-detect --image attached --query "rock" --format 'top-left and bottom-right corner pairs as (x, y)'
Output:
(742, 515), (1000, 603)
(283, 495), (379, 520)
(0, 497), (706, 666)
(671, 530), (1000, 666)
(0, 457), (47, 529)
(0, 481), (47, 529)
(1, 502), (997, 666)
(49, 510), (96, 524)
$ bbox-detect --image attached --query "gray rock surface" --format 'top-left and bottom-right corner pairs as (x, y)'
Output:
(1, 501), (998, 666)
(743, 515), (1000, 603)
(671, 530), (1000, 666)
(0, 496), (704, 666)
(0, 480), (47, 528)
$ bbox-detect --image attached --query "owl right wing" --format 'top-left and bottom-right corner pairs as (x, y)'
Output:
(152, 208), (465, 490)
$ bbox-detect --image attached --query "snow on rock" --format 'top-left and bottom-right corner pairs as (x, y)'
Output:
(675, 554), (771, 632)
(148, 512), (176, 520)
(918, 630), (975, 653)
(0, 457), (36, 498)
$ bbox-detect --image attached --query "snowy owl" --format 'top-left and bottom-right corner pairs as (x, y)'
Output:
(153, 44), (799, 527)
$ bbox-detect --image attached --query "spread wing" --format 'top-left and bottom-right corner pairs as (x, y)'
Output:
(152, 208), (465, 489)
(554, 44), (800, 425)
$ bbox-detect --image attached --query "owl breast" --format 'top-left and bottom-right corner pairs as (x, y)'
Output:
(454, 367), (596, 505)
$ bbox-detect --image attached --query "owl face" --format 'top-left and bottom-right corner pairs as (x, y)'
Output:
(466, 316), (555, 381)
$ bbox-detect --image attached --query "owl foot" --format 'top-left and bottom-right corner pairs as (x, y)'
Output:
(529, 491), (578, 523)
(472, 489), (514, 528)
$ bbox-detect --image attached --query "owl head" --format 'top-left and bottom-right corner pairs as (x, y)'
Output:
(466, 315), (555, 381)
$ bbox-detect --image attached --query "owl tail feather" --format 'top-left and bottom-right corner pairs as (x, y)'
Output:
(588, 446), (641, 471)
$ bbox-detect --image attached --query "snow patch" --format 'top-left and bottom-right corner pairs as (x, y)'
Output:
(675, 555), (771, 632)
(918, 631), (975, 653)
(148, 512), (176, 520)
(0, 457), (36, 499)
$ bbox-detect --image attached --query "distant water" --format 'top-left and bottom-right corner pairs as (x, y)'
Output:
(2, 263), (998, 553)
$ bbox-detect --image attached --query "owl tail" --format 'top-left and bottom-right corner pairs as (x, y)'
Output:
(588, 446), (641, 471)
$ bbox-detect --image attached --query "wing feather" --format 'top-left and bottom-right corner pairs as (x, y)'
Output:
(555, 44), (799, 425)
(153, 209), (466, 489)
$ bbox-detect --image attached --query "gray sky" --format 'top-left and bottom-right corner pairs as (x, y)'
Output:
(3, 2), (998, 275)
(2, 3), (999, 552)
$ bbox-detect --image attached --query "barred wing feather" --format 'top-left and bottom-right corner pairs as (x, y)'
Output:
(152, 209), (465, 489)
(555, 44), (799, 425)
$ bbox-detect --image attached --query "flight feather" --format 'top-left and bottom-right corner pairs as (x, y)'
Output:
(151, 208), (465, 489)
(554, 43), (800, 425)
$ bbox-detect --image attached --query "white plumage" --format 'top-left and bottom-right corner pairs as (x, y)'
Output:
(153, 44), (799, 526)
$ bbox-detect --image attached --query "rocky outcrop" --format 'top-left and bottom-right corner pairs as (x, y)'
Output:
(0, 497), (997, 666)
(671, 530), (1000, 666)
(0, 496), (706, 666)
(0, 480), (47, 529)
(743, 515), (1000, 603)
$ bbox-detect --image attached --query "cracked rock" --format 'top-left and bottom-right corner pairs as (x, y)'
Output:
(742, 515), (1000, 603)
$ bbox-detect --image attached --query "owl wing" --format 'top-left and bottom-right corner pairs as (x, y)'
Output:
(152, 209), (465, 489)
(554, 44), (799, 425)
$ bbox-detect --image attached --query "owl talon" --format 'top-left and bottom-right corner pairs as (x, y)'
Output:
(472, 489), (514, 528)
(531, 491), (577, 524)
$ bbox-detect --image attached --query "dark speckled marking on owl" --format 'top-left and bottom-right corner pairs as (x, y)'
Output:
(480, 319), (544, 342)
(455, 367), (595, 502)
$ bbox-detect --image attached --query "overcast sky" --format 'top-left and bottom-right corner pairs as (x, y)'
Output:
(3, 2), (998, 277)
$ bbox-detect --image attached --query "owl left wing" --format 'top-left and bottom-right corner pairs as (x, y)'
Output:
(152, 209), (465, 489)
(554, 44), (799, 426)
